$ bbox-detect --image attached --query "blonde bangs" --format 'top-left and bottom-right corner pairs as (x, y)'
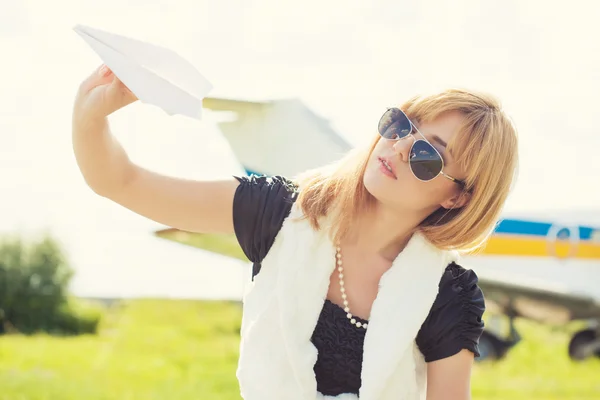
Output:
(297, 89), (519, 252)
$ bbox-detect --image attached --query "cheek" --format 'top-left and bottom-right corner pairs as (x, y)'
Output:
(373, 136), (391, 152)
(419, 179), (457, 206)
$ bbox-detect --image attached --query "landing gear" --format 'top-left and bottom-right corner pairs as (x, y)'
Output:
(476, 314), (521, 362)
(477, 331), (505, 361)
(568, 329), (600, 361)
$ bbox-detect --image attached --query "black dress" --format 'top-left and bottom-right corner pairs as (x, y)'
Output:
(232, 175), (485, 397)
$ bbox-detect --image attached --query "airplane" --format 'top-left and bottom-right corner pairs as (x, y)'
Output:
(154, 96), (600, 362)
(467, 212), (600, 361)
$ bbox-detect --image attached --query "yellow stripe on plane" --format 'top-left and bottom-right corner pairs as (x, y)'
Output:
(479, 235), (600, 260)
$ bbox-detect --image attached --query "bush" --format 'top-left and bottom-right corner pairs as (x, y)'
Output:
(53, 297), (104, 335)
(0, 234), (103, 335)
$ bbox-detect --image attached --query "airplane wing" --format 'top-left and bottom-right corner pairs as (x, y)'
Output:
(477, 273), (600, 323)
(69, 226), (248, 301)
(155, 228), (249, 263)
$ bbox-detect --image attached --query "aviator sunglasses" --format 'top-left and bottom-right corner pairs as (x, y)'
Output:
(378, 108), (464, 186)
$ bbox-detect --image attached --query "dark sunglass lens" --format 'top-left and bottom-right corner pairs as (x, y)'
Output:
(378, 108), (412, 140)
(410, 140), (443, 180)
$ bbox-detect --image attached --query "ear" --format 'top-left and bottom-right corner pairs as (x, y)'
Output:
(440, 190), (471, 210)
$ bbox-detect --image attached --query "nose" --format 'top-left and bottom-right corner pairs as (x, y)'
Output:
(392, 135), (416, 163)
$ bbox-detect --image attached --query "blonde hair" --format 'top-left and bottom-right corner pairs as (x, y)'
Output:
(294, 88), (519, 252)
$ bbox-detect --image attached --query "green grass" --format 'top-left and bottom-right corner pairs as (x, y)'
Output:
(0, 300), (598, 400)
(472, 320), (600, 400)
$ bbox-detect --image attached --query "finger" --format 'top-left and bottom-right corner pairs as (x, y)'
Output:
(78, 64), (114, 94)
(98, 64), (113, 78)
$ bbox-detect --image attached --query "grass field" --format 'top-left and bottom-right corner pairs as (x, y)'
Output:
(0, 299), (598, 400)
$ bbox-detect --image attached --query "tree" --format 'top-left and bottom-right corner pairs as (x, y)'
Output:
(0, 234), (102, 335)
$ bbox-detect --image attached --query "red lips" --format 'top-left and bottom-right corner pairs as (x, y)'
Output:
(378, 156), (397, 179)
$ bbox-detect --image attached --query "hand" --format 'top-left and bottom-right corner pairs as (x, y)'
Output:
(73, 64), (138, 121)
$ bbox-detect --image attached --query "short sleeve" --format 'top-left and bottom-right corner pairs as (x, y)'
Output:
(415, 262), (486, 362)
(232, 175), (297, 275)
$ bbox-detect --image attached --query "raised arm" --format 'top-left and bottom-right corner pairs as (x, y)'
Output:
(72, 64), (239, 234)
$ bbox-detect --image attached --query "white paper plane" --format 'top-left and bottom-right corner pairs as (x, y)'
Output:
(73, 24), (213, 120)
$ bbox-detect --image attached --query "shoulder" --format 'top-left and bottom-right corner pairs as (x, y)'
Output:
(416, 262), (486, 362)
(232, 174), (299, 264)
(233, 174), (299, 221)
(434, 262), (485, 311)
(234, 174), (298, 199)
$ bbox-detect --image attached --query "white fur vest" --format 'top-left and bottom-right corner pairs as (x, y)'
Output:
(236, 203), (458, 400)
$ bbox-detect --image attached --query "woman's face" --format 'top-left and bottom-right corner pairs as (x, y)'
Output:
(363, 111), (468, 213)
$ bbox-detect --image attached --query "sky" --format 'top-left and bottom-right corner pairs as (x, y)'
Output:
(1, 0), (599, 297)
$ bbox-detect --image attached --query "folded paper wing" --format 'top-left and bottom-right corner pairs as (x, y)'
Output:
(74, 24), (213, 120)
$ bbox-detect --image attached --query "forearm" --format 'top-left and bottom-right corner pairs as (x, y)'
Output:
(427, 390), (470, 400)
(71, 114), (135, 196)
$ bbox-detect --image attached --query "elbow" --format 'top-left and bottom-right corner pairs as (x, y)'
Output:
(85, 163), (137, 199)
(85, 178), (116, 198)
(84, 174), (127, 199)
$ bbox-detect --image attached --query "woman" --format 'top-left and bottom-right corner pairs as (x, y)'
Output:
(72, 65), (519, 400)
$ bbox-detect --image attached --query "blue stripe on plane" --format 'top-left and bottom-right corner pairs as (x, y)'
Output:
(495, 219), (597, 241)
(494, 219), (552, 237)
(579, 227), (595, 241)
(244, 167), (265, 177)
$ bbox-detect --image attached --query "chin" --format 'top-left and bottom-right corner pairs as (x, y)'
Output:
(364, 158), (423, 211)
(363, 158), (397, 204)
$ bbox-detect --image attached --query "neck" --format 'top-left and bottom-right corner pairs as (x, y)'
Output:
(344, 203), (434, 261)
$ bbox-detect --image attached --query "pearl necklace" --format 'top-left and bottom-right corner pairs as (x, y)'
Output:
(336, 245), (368, 330)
